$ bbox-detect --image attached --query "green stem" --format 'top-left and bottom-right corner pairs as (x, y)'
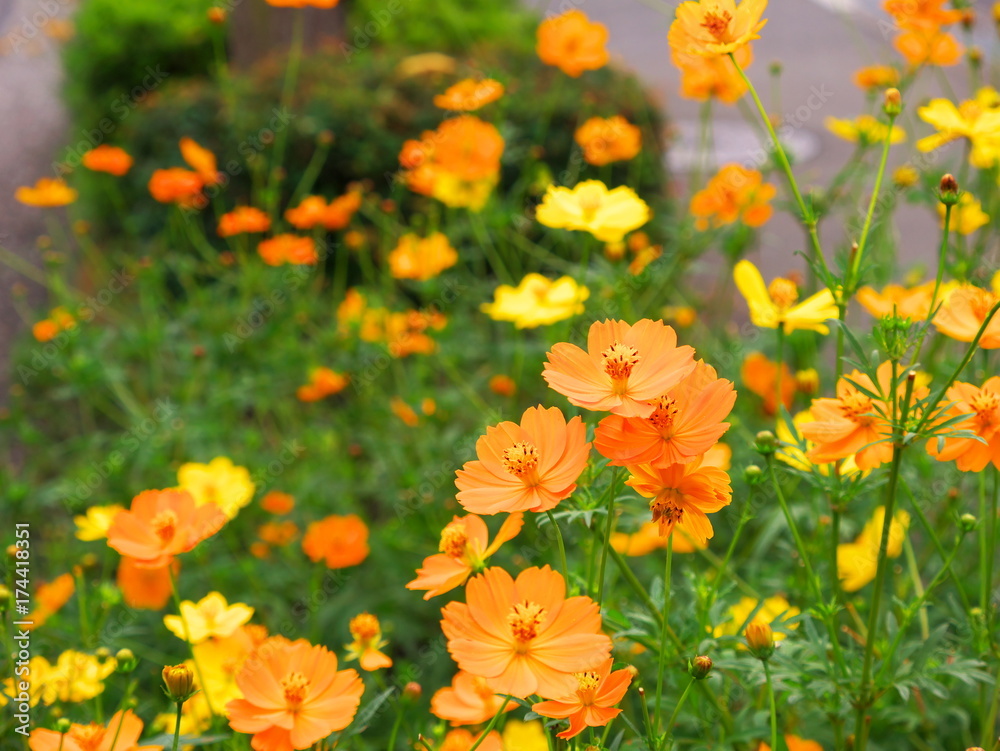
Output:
(849, 111), (897, 289)
(765, 457), (821, 601)
(387, 696), (404, 750)
(654, 537), (674, 736)
(467, 695), (510, 751)
(912, 202), (952, 364)
(166, 567), (215, 717)
(266, 8), (305, 215)
(597, 468), (621, 607)
(764, 661), (779, 751)
(774, 325), (786, 428)
(661, 676), (695, 750)
(902, 536), (929, 640)
(546, 511), (570, 584)
(170, 700), (184, 751)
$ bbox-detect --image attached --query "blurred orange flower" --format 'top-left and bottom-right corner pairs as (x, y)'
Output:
(532, 658), (632, 739)
(673, 44), (752, 103)
(81, 145), (133, 176)
(302, 514), (369, 568)
(261, 490), (295, 514)
(15, 177), (78, 207)
(625, 459), (732, 545)
(434, 78), (505, 111)
(117, 557), (177, 610)
(226, 639), (363, 751)
(857, 280), (957, 321)
(935, 285), (1000, 348)
(285, 191), (362, 231)
(28, 710), (157, 751)
(390, 397), (420, 426)
(927, 377), (1000, 471)
(853, 64), (900, 91)
(257, 234), (318, 266)
(407, 513), (524, 599)
(441, 566), (612, 698)
(180, 137), (220, 185)
(431, 670), (517, 725)
(594, 361), (735, 467)
(32, 307), (76, 342)
(345, 612), (392, 671)
(107, 489), (224, 568)
(264, 0), (340, 6)
(489, 374), (516, 397)
(757, 735), (824, 751)
(543, 319), (696, 418)
(536, 10), (609, 77)
(455, 405), (590, 514)
(296, 367), (349, 402)
(388, 232), (458, 281)
(741, 352), (796, 415)
(25, 573), (75, 630)
(148, 168), (204, 207)
(690, 164), (775, 230)
(668, 0), (768, 57)
(574, 116), (642, 166)
(258, 521), (299, 546)
(218, 207), (271, 237)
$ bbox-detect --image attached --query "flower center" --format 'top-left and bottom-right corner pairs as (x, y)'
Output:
(768, 278), (799, 310)
(969, 289), (999, 320)
(650, 491), (684, 533)
(70, 724), (106, 751)
(350, 613), (381, 642)
(574, 670), (601, 704)
(603, 342), (641, 386)
(578, 189), (603, 220)
(840, 392), (875, 425)
(972, 391), (1000, 423)
(502, 442), (540, 478)
(152, 510), (178, 543)
(281, 671), (310, 708)
(508, 601), (547, 644)
(648, 395), (680, 433)
(439, 521), (469, 558)
(701, 9), (733, 41)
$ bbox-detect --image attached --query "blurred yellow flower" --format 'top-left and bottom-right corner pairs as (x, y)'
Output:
(431, 174), (497, 212)
(501, 718), (549, 751)
(388, 232), (458, 281)
(9, 651), (115, 705)
(917, 89), (1000, 168)
(939, 192), (989, 235)
(892, 165), (919, 187)
(713, 595), (800, 642)
(74, 504), (124, 541)
(734, 260), (838, 334)
(611, 521), (705, 556)
(177, 456), (255, 519)
(434, 78), (504, 111)
(481, 274), (589, 329)
(838, 507), (910, 592)
(163, 591), (254, 644)
(536, 180), (650, 242)
(825, 115), (906, 145)
(15, 178), (78, 207)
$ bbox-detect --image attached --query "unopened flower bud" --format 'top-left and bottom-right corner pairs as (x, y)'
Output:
(402, 682), (422, 701)
(939, 174), (960, 205)
(162, 664), (197, 703)
(745, 621), (775, 660)
(624, 664), (640, 681)
(744, 464), (764, 484)
(795, 368), (819, 395)
(754, 431), (777, 455)
(883, 88), (902, 116)
(968, 45), (982, 64)
(55, 718), (72, 734)
(317, 130), (335, 146)
(961, 10), (975, 30)
(960, 513), (978, 533)
(769, 61), (783, 77)
(115, 648), (138, 673)
(689, 655), (713, 679)
(207, 7), (227, 24)
(0, 585), (10, 611)
(95, 647), (111, 660)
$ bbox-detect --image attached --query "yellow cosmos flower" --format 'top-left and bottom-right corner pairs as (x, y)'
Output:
(387, 232), (458, 281)
(501, 719), (549, 751)
(825, 115), (906, 145)
(431, 173), (497, 212)
(163, 591), (254, 643)
(481, 274), (590, 329)
(668, 0), (768, 57)
(777, 411), (863, 477)
(0, 651), (115, 706)
(74, 504), (124, 541)
(837, 507), (910, 592)
(713, 595), (800, 642)
(15, 177), (78, 207)
(939, 192), (989, 235)
(917, 88), (1000, 168)
(536, 180), (650, 242)
(733, 260), (838, 334)
(610, 521), (706, 556)
(177, 456), (255, 520)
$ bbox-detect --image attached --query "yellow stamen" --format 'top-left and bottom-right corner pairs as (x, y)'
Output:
(439, 521), (469, 558)
(502, 442), (540, 478)
(281, 671), (310, 708)
(768, 278), (799, 310)
(508, 601), (547, 644)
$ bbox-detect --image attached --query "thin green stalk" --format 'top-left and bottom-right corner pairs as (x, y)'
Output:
(774, 326), (785, 430)
(661, 676), (695, 750)
(849, 110), (898, 289)
(902, 536), (929, 640)
(701, 497), (753, 633)
(167, 568), (215, 717)
(170, 701), (184, 751)
(387, 696), (404, 751)
(638, 688), (658, 751)
(984, 662), (1000, 749)
(765, 457), (821, 601)
(467, 695), (511, 751)
(912, 202), (952, 363)
(597, 468), (622, 607)
(266, 8), (305, 214)
(654, 537), (674, 735)
(546, 510), (570, 584)
(986, 466), (999, 639)
(764, 661), (779, 751)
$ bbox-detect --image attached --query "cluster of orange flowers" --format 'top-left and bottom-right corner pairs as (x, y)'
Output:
(31, 306), (76, 343)
(337, 288), (447, 357)
(884, 0), (964, 67)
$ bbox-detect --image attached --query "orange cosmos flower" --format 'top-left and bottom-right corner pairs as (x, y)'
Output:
(927, 377), (1000, 471)
(117, 557), (177, 610)
(24, 573), (75, 630)
(690, 164), (775, 230)
(441, 565), (612, 698)
(81, 145), (133, 176)
(668, 0), (768, 58)
(264, 0), (339, 6)
(543, 319), (697, 418)
(180, 137), (220, 185)
(934, 285), (1000, 348)
(225, 639), (363, 751)
(149, 168), (204, 207)
(594, 361), (736, 467)
(611, 521), (706, 556)
(434, 79), (505, 111)
(757, 735), (824, 751)
(532, 658), (632, 739)
(257, 521), (298, 546)
(407, 513), (524, 599)
(884, 0), (963, 29)
(28, 710), (159, 751)
(800, 361), (927, 470)
(431, 670), (517, 725)
(489, 374), (517, 397)
(741, 352), (795, 415)
(218, 207), (271, 237)
(673, 43), (752, 103)
(302, 514), (369, 568)
(32, 307), (76, 342)
(285, 191), (362, 231)
(436, 729), (501, 751)
(345, 612), (392, 671)
(257, 234), (318, 266)
(296, 367), (349, 402)
(894, 26), (962, 66)
(625, 459), (732, 545)
(455, 406), (590, 515)
(107, 489), (224, 568)
(536, 10), (609, 77)
(857, 280), (957, 321)
(261, 491), (295, 514)
(388, 232), (458, 281)
(15, 177), (78, 207)
(853, 65), (900, 91)
(574, 116), (643, 166)
(430, 116), (505, 182)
